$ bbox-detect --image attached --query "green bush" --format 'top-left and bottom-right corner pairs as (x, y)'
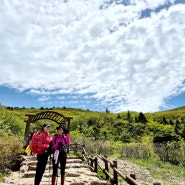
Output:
(154, 140), (185, 166)
(0, 135), (24, 173)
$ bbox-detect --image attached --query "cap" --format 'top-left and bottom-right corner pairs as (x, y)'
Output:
(42, 123), (51, 128)
(56, 124), (69, 133)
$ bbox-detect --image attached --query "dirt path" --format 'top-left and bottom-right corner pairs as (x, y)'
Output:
(116, 159), (185, 185)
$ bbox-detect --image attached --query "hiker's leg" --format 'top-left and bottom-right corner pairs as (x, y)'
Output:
(52, 157), (58, 185)
(34, 153), (49, 185)
(52, 157), (59, 176)
(51, 176), (56, 185)
(61, 175), (65, 185)
(34, 155), (42, 185)
(59, 153), (67, 185)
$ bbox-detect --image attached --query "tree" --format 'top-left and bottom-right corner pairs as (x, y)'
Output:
(161, 116), (168, 125)
(169, 119), (174, 125)
(136, 112), (148, 124)
(105, 108), (110, 113)
(126, 111), (132, 123)
(117, 113), (121, 119)
(181, 122), (185, 139)
(174, 119), (182, 136)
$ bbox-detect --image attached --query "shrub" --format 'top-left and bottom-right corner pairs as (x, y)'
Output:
(154, 140), (185, 166)
(0, 135), (24, 173)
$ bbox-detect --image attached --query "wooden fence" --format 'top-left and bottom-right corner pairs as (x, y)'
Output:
(69, 143), (161, 185)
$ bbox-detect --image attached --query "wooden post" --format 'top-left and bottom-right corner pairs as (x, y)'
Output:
(153, 183), (161, 185)
(130, 174), (136, 180)
(90, 157), (93, 168)
(23, 119), (31, 149)
(75, 143), (78, 151)
(67, 117), (71, 132)
(113, 160), (118, 185)
(82, 143), (85, 154)
(94, 157), (98, 173)
(104, 155), (109, 180)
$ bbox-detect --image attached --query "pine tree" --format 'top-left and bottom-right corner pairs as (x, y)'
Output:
(174, 119), (182, 136)
(136, 112), (148, 124)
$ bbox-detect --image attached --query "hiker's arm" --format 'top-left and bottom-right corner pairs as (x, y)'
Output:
(65, 134), (71, 145)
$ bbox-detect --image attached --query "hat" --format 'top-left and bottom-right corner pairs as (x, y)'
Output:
(42, 123), (51, 128)
(56, 124), (69, 134)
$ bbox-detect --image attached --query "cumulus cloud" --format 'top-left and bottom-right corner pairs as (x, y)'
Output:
(0, 0), (185, 112)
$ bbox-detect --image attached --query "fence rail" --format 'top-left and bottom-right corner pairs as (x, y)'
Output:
(69, 143), (161, 185)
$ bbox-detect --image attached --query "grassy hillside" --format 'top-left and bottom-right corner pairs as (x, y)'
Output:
(1, 105), (185, 142)
(0, 104), (185, 184)
(0, 105), (185, 159)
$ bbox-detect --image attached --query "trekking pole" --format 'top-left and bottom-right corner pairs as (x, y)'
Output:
(56, 174), (58, 185)
(56, 160), (61, 185)
(48, 154), (51, 185)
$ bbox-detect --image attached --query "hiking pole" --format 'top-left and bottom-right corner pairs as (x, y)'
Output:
(48, 154), (52, 185)
(56, 174), (58, 185)
(56, 161), (61, 185)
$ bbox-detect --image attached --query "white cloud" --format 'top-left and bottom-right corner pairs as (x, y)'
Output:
(38, 95), (51, 102)
(0, 0), (185, 112)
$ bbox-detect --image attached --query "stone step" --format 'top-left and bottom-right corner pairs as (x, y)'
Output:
(2, 155), (108, 185)
(67, 158), (83, 163)
(24, 155), (83, 164)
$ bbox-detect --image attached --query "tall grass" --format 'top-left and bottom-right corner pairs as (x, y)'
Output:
(70, 135), (185, 185)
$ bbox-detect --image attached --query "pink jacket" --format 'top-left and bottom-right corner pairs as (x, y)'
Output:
(51, 134), (70, 150)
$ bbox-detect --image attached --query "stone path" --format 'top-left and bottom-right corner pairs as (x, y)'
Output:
(2, 155), (107, 185)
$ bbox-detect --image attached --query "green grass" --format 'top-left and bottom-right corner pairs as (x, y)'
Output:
(0, 173), (6, 182)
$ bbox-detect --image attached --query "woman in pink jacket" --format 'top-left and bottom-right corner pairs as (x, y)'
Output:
(34, 123), (51, 185)
(51, 124), (70, 185)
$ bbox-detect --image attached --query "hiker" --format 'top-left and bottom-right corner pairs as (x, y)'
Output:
(29, 128), (37, 155)
(24, 128), (37, 150)
(51, 124), (70, 185)
(30, 128), (37, 140)
(34, 123), (52, 185)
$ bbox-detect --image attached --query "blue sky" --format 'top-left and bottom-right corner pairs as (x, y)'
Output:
(0, 0), (185, 113)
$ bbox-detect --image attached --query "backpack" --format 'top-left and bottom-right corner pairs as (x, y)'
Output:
(29, 132), (43, 154)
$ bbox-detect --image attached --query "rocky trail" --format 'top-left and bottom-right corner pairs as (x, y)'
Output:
(115, 159), (185, 185)
(1, 155), (185, 185)
(1, 155), (107, 185)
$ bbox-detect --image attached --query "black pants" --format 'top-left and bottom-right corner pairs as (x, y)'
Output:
(52, 151), (67, 176)
(34, 152), (50, 185)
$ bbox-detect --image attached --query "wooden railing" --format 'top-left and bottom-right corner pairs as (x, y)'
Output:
(69, 143), (161, 185)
